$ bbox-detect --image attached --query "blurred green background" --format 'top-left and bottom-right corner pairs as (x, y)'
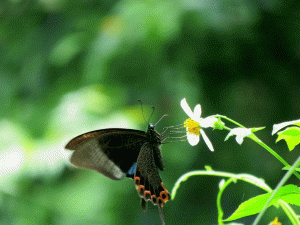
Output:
(1, 0), (300, 224)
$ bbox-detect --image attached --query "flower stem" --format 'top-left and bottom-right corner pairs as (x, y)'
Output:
(253, 155), (300, 225)
(211, 115), (300, 180)
(217, 178), (234, 225)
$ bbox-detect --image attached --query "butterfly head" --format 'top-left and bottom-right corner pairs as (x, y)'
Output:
(148, 123), (155, 131)
(147, 123), (162, 144)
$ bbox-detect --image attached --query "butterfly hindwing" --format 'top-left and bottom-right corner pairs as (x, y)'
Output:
(134, 142), (170, 225)
(66, 129), (149, 180)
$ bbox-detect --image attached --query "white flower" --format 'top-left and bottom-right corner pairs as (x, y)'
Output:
(180, 98), (216, 151)
(225, 128), (252, 145)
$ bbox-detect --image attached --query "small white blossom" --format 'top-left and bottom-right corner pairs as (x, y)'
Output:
(225, 128), (252, 145)
(181, 98), (215, 151)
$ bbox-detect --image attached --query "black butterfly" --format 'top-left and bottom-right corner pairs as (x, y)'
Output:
(65, 123), (170, 225)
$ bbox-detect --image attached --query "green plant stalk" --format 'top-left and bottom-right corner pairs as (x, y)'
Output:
(217, 178), (235, 225)
(200, 115), (300, 223)
(278, 200), (300, 225)
(171, 170), (272, 200)
(253, 154), (300, 225)
(211, 115), (300, 180)
(210, 115), (246, 128)
(171, 170), (299, 224)
(250, 133), (300, 176)
(251, 132), (300, 180)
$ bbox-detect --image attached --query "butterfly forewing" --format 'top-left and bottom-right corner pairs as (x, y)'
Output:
(66, 129), (147, 150)
(66, 129), (149, 180)
(70, 138), (125, 180)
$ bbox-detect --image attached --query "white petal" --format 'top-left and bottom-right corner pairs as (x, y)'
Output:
(225, 128), (251, 144)
(186, 131), (200, 146)
(193, 104), (202, 120)
(181, 98), (195, 119)
(200, 129), (214, 151)
(231, 128), (251, 136)
(235, 136), (244, 145)
(272, 119), (300, 135)
(200, 117), (218, 128)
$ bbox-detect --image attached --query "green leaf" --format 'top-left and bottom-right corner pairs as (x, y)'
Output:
(224, 185), (300, 221)
(276, 127), (300, 151)
(282, 166), (300, 172)
(251, 127), (265, 132)
(280, 193), (300, 206)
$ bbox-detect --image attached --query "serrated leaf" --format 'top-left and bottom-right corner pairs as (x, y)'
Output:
(276, 127), (300, 151)
(280, 193), (300, 206)
(282, 166), (300, 172)
(224, 185), (300, 221)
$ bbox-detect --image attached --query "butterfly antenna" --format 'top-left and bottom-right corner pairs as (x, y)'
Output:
(148, 106), (155, 124)
(138, 99), (148, 126)
(154, 114), (169, 127)
(157, 205), (165, 225)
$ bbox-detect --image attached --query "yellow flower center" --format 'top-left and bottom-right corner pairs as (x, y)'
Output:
(184, 118), (200, 135)
(269, 217), (281, 225)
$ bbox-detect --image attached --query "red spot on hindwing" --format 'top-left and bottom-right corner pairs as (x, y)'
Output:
(151, 195), (157, 204)
(144, 190), (151, 200)
(134, 177), (140, 189)
(138, 185), (145, 196)
(134, 180), (170, 208)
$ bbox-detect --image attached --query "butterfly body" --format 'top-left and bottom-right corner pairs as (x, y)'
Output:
(65, 124), (170, 224)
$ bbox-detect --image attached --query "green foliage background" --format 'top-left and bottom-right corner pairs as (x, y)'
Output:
(1, 0), (300, 224)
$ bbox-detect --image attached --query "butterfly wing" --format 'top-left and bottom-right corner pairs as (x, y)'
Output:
(65, 129), (148, 180)
(134, 142), (170, 225)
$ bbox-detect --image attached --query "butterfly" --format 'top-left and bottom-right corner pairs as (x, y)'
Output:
(65, 123), (170, 225)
